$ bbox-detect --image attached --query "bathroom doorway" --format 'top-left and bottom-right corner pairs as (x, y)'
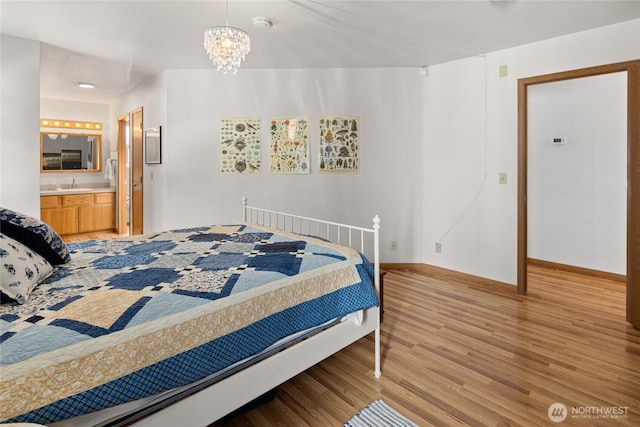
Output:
(116, 107), (144, 235)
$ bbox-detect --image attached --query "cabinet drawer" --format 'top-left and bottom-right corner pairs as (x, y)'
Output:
(41, 195), (61, 209)
(94, 192), (115, 205)
(62, 194), (94, 207)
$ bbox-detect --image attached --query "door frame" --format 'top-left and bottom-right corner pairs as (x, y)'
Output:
(116, 113), (129, 234)
(517, 60), (640, 328)
(116, 107), (144, 236)
(130, 107), (144, 235)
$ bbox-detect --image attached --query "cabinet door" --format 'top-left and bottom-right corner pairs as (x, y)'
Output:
(83, 193), (116, 232)
(41, 207), (78, 235)
(79, 205), (115, 233)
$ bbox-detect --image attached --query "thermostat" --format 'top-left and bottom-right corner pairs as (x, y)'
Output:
(551, 137), (566, 146)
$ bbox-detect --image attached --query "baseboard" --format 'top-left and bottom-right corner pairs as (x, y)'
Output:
(527, 258), (625, 283)
(380, 263), (515, 290)
(380, 263), (422, 272)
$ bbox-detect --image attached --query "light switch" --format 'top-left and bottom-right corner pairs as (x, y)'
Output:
(499, 64), (508, 78)
(499, 173), (508, 185)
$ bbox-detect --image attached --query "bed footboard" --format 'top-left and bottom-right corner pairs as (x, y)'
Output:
(242, 197), (381, 378)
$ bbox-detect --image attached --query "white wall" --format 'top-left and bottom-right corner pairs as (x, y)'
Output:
(40, 98), (112, 188)
(423, 19), (640, 285)
(4, 18), (636, 276)
(0, 35), (41, 217)
(528, 73), (627, 275)
(121, 68), (424, 262)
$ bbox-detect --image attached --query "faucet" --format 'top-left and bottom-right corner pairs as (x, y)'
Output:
(71, 178), (77, 189)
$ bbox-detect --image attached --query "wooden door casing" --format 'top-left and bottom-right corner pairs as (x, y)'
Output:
(131, 107), (144, 235)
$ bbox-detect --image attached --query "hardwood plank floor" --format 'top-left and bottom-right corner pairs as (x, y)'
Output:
(62, 230), (128, 242)
(215, 265), (640, 426)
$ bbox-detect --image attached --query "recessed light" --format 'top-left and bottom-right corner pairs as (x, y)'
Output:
(78, 82), (95, 89)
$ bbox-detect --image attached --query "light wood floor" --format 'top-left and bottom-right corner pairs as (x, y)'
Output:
(62, 230), (128, 243)
(215, 265), (640, 426)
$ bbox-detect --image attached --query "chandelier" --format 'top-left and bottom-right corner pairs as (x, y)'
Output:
(203, 0), (250, 74)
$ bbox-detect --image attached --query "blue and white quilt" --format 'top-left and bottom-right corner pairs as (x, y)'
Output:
(0, 223), (379, 425)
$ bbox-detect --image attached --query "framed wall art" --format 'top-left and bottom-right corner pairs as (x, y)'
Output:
(269, 117), (310, 174)
(220, 117), (261, 173)
(318, 116), (359, 173)
(145, 126), (162, 164)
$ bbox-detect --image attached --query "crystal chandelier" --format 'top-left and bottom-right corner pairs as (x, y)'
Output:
(203, 0), (250, 74)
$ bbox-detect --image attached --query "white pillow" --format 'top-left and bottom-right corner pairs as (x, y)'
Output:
(1, 234), (53, 304)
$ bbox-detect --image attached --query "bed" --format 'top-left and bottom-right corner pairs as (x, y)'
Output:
(0, 199), (381, 426)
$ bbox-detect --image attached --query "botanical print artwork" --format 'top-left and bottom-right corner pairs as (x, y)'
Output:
(318, 116), (359, 173)
(269, 117), (310, 174)
(220, 117), (261, 173)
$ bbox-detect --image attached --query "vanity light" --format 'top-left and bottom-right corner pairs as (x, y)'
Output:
(40, 119), (102, 130)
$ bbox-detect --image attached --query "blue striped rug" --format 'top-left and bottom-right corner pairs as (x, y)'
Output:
(344, 399), (418, 427)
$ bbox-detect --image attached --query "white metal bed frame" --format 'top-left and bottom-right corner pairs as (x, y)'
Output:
(131, 199), (382, 426)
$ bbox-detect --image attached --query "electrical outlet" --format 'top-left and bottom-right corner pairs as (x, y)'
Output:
(391, 241), (398, 250)
(435, 242), (442, 253)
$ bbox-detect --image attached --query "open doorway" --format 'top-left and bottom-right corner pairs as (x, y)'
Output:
(517, 60), (640, 328)
(528, 73), (626, 276)
(116, 107), (144, 236)
(116, 113), (129, 235)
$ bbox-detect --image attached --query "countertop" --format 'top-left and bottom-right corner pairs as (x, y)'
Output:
(40, 187), (116, 196)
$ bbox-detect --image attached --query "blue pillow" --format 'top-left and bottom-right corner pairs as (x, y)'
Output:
(0, 207), (70, 265)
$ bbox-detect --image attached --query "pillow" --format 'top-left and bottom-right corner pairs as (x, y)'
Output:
(1, 234), (53, 304)
(0, 207), (70, 265)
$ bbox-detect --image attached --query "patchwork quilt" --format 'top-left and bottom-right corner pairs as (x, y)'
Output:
(0, 224), (379, 425)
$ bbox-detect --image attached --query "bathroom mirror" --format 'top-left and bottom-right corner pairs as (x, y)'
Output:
(41, 132), (102, 172)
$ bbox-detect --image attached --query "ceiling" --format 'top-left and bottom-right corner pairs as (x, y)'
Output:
(2, 1), (638, 104)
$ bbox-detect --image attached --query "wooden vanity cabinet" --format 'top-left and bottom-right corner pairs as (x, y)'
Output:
(41, 192), (115, 236)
